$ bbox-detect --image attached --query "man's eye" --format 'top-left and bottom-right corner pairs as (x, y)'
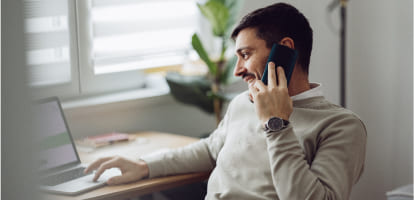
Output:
(241, 52), (249, 59)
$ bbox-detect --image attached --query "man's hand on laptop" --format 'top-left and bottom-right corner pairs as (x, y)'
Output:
(84, 156), (149, 185)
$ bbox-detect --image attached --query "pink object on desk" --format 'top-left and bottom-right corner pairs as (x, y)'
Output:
(79, 132), (130, 148)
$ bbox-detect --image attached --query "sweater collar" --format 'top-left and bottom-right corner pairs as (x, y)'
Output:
(291, 83), (323, 101)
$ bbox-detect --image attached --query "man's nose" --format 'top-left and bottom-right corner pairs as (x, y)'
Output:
(233, 60), (246, 77)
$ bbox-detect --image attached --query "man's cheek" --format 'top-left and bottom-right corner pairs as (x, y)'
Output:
(246, 60), (260, 80)
(259, 60), (268, 79)
(253, 58), (266, 80)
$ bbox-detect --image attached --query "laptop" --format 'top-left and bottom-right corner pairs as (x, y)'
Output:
(34, 97), (121, 195)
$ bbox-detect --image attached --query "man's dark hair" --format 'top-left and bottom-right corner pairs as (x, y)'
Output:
(231, 3), (313, 74)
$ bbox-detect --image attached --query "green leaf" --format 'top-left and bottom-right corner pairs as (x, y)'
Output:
(212, 0), (226, 4)
(224, 0), (245, 40)
(191, 33), (218, 75)
(197, 1), (229, 37)
(209, 0), (226, 5)
(166, 72), (214, 114)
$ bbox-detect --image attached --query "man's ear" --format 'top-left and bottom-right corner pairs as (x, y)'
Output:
(279, 37), (295, 49)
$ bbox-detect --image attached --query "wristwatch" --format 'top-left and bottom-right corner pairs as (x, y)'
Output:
(264, 117), (290, 133)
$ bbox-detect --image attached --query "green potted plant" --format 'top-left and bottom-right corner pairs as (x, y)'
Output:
(166, 0), (244, 125)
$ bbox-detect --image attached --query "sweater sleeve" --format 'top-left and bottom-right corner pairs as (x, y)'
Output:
(265, 114), (367, 200)
(140, 103), (231, 178)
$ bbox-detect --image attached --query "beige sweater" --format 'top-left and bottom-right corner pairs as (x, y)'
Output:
(141, 91), (367, 200)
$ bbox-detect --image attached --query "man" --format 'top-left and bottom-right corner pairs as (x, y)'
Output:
(85, 3), (366, 199)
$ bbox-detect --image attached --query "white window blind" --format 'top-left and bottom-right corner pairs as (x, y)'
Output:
(90, 0), (197, 74)
(24, 0), (73, 87)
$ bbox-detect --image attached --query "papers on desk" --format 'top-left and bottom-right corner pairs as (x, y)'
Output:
(77, 132), (131, 148)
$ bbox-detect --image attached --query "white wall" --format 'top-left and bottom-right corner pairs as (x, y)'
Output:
(347, 0), (413, 199)
(62, 0), (412, 199)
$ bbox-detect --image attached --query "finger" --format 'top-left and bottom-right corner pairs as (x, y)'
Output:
(254, 80), (266, 91)
(107, 175), (124, 185)
(84, 157), (112, 174)
(248, 84), (258, 99)
(107, 174), (136, 185)
(93, 159), (118, 182)
(267, 62), (277, 88)
(277, 66), (288, 88)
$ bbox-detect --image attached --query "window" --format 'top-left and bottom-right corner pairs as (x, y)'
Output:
(24, 0), (198, 98)
(90, 0), (197, 74)
(24, 0), (80, 98)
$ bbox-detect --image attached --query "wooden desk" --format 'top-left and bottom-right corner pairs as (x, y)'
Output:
(42, 132), (211, 200)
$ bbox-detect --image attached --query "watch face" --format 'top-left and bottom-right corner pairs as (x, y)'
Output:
(268, 117), (283, 131)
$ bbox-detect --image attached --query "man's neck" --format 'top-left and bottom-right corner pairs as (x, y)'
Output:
(288, 73), (311, 97)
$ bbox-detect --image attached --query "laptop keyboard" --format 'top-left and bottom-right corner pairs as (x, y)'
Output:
(41, 167), (92, 186)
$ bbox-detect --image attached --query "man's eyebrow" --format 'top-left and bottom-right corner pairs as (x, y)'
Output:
(236, 47), (252, 54)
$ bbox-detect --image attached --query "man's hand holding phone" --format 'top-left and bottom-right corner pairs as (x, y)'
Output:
(249, 62), (293, 125)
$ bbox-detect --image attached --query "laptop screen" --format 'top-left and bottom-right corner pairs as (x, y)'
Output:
(34, 98), (79, 171)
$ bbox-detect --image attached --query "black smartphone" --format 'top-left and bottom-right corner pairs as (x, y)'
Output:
(261, 43), (298, 86)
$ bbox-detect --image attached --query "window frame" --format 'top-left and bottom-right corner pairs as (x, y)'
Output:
(27, 0), (81, 99)
(75, 0), (147, 96)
